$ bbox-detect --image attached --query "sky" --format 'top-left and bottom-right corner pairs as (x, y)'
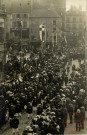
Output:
(1, 0), (87, 11)
(66, 0), (87, 10)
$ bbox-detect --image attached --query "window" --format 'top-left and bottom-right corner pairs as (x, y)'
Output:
(0, 22), (3, 25)
(12, 22), (16, 27)
(17, 14), (20, 18)
(31, 35), (35, 40)
(73, 17), (76, 22)
(17, 21), (21, 27)
(73, 24), (76, 29)
(53, 20), (56, 25)
(53, 27), (56, 32)
(66, 24), (70, 30)
(23, 21), (27, 28)
(79, 24), (82, 28)
(12, 14), (15, 19)
(67, 17), (70, 22)
(31, 28), (32, 33)
(54, 36), (56, 41)
(79, 18), (82, 22)
(47, 31), (48, 37)
(24, 14), (28, 18)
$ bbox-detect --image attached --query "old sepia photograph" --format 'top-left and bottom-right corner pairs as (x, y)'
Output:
(0, 0), (87, 134)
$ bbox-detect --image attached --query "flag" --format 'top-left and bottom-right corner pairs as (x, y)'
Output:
(6, 54), (9, 63)
(64, 35), (67, 44)
(21, 21), (23, 28)
(56, 33), (57, 45)
(19, 74), (23, 82)
(39, 24), (45, 41)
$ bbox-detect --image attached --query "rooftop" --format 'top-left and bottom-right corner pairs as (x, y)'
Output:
(31, 8), (61, 18)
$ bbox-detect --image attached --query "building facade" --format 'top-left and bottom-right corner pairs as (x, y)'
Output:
(66, 6), (86, 35)
(0, 9), (6, 42)
(29, 0), (66, 46)
(9, 12), (30, 39)
(1, 0), (66, 47)
(4, 1), (31, 40)
(0, 4), (6, 81)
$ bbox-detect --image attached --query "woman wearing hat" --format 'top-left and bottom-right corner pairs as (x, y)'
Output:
(75, 109), (81, 131)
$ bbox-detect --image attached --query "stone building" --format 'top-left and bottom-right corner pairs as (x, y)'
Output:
(0, 5), (6, 42)
(29, 0), (66, 46)
(5, 2), (30, 40)
(1, 0), (66, 47)
(66, 6), (86, 35)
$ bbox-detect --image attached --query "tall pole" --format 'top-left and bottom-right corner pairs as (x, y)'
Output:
(56, 33), (57, 47)
(3, 11), (6, 84)
(45, 24), (46, 51)
(85, 12), (87, 96)
(52, 33), (54, 51)
(21, 22), (22, 52)
(0, 0), (1, 9)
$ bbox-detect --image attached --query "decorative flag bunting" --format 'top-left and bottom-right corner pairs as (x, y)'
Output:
(39, 24), (45, 41)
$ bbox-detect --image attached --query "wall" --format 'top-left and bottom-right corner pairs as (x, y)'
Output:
(29, 17), (62, 43)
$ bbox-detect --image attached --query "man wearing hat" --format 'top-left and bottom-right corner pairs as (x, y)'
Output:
(26, 102), (33, 120)
(68, 102), (73, 124)
(80, 106), (85, 129)
(10, 114), (19, 135)
(75, 109), (81, 131)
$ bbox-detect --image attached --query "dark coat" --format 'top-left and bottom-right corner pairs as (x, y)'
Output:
(32, 99), (37, 107)
(37, 106), (43, 115)
(68, 103), (73, 114)
(26, 105), (32, 114)
(10, 118), (19, 128)
(80, 110), (85, 120)
(9, 105), (16, 118)
(16, 103), (22, 113)
(75, 112), (82, 123)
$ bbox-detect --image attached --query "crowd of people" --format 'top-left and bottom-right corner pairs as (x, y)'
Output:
(0, 43), (86, 135)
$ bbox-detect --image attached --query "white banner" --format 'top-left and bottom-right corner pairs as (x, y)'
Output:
(39, 24), (45, 41)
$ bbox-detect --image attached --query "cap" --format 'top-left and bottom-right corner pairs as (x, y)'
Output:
(14, 114), (18, 117)
(77, 109), (80, 113)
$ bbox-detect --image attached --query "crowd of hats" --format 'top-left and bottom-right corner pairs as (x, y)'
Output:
(0, 45), (86, 134)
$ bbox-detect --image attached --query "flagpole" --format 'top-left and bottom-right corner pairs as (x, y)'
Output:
(52, 33), (53, 51)
(45, 25), (46, 51)
(56, 33), (57, 47)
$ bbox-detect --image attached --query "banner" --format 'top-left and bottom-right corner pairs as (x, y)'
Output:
(39, 24), (45, 41)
